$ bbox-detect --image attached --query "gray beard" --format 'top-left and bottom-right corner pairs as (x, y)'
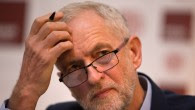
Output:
(72, 77), (136, 110)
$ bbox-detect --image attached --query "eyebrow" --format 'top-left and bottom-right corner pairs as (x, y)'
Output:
(86, 42), (113, 56)
(68, 59), (85, 67)
(60, 42), (113, 71)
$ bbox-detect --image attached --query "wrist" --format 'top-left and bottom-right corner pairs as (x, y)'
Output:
(9, 86), (40, 110)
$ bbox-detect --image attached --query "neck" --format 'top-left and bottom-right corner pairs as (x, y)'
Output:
(128, 77), (146, 110)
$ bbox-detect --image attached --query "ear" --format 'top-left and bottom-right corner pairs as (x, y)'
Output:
(127, 35), (142, 69)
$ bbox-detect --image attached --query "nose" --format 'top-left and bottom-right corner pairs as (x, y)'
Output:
(87, 65), (105, 85)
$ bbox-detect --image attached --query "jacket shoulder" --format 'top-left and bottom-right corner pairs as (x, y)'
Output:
(164, 91), (195, 110)
(138, 72), (195, 110)
(47, 101), (84, 110)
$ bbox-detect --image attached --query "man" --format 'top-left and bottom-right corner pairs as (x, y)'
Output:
(1, 1), (195, 110)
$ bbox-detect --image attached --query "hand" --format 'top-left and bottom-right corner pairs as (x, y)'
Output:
(9, 12), (73, 110)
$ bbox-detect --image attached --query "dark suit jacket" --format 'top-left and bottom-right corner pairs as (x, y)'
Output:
(47, 73), (195, 110)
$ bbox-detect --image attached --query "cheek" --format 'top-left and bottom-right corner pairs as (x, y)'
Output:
(70, 84), (89, 99)
(106, 67), (124, 84)
(110, 53), (135, 82)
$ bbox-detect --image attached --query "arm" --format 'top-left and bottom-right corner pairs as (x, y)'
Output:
(7, 12), (73, 110)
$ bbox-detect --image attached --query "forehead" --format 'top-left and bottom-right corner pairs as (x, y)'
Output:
(67, 10), (120, 55)
(56, 10), (121, 71)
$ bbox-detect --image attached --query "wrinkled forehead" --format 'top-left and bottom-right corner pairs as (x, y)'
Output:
(55, 39), (117, 73)
(67, 10), (120, 53)
(56, 10), (121, 70)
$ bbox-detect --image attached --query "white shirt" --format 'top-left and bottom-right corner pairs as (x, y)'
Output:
(139, 75), (152, 110)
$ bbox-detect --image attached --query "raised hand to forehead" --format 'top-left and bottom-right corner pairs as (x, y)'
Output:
(9, 12), (73, 110)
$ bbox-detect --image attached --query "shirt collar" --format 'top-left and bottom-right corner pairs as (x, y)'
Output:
(139, 75), (152, 110)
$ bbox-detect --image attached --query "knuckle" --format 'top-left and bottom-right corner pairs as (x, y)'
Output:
(57, 22), (67, 27)
(63, 31), (70, 37)
(40, 54), (50, 64)
(50, 31), (59, 38)
(24, 37), (29, 44)
(33, 48), (51, 65)
(25, 37), (34, 48)
(24, 38), (41, 56)
(58, 42), (66, 49)
(24, 40), (53, 65)
(45, 22), (53, 30)
(58, 41), (72, 50)
(61, 22), (67, 28)
(25, 35), (39, 48)
(62, 31), (72, 40)
(34, 18), (42, 25)
(50, 31), (68, 41)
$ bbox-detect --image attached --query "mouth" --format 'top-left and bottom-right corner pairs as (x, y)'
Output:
(92, 88), (114, 100)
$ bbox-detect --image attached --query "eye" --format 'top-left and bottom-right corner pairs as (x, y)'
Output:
(97, 50), (110, 57)
(67, 65), (82, 73)
(95, 51), (114, 65)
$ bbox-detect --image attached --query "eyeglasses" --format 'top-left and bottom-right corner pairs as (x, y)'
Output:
(59, 37), (129, 88)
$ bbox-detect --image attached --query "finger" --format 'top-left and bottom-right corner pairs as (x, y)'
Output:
(50, 41), (73, 58)
(43, 31), (71, 48)
(30, 11), (64, 35)
(36, 22), (71, 41)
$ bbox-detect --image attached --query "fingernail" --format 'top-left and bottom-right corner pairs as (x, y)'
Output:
(49, 11), (56, 21)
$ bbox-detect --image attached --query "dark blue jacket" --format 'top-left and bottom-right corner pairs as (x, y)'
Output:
(47, 73), (195, 110)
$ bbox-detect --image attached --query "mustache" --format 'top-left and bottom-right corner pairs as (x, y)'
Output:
(86, 81), (118, 101)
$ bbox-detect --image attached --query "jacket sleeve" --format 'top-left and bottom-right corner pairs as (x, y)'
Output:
(0, 100), (10, 110)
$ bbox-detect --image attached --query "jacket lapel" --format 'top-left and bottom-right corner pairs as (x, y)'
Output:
(139, 72), (169, 110)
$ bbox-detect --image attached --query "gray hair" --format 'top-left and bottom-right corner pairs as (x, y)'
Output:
(59, 1), (130, 39)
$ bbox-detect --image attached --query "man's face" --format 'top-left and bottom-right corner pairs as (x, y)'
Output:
(57, 10), (141, 110)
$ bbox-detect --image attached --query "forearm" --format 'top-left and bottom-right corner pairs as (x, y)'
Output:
(8, 85), (39, 110)
(5, 11), (72, 110)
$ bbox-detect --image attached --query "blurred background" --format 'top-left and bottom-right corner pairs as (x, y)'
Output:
(0, 0), (195, 109)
